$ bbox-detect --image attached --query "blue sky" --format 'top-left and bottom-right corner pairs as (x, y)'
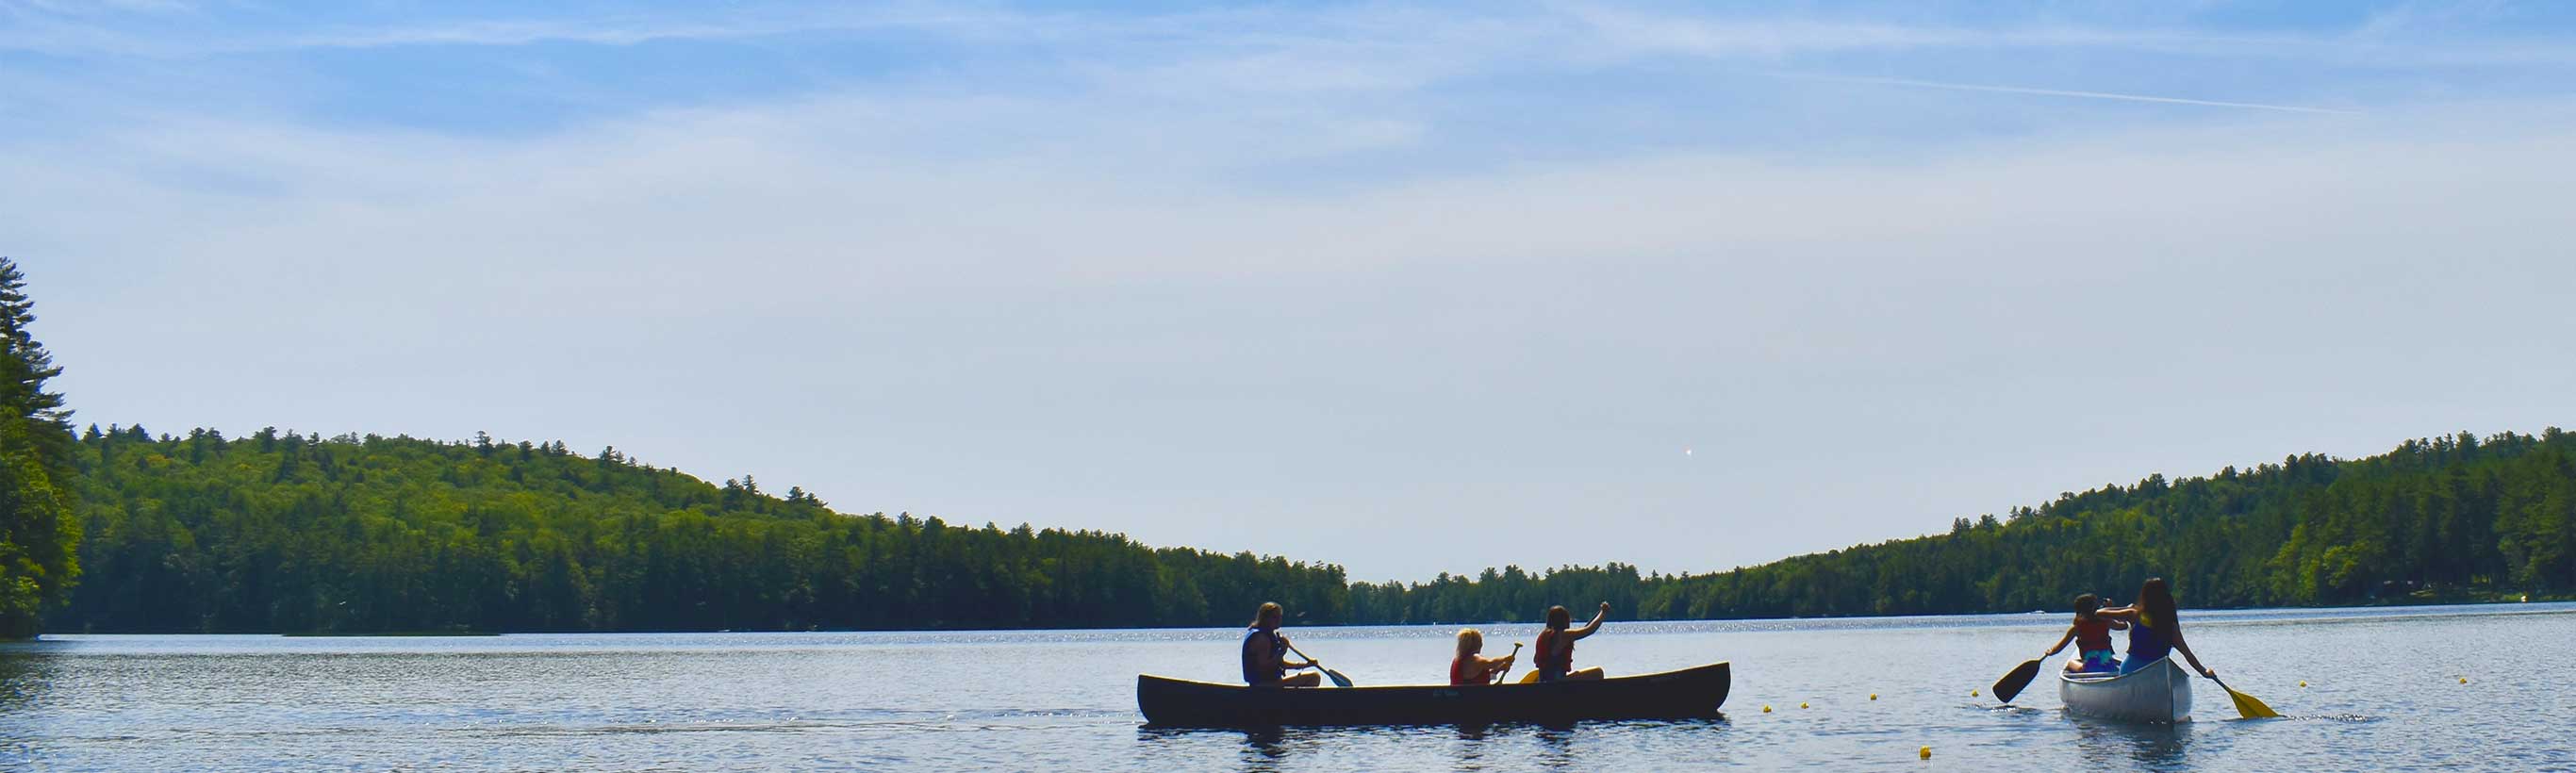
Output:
(7, 1), (2575, 582)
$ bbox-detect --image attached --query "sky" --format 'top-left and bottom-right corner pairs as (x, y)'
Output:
(5, 1), (2574, 584)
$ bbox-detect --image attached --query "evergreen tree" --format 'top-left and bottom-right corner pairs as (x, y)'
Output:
(0, 257), (79, 638)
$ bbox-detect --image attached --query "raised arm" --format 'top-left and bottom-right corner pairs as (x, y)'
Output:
(1571, 601), (1610, 640)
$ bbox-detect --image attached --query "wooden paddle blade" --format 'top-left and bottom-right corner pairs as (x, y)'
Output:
(2224, 685), (2281, 718)
(1321, 666), (1354, 688)
(1991, 659), (2044, 703)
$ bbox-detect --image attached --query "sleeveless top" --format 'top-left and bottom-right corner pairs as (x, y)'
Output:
(2072, 617), (2113, 651)
(1242, 627), (1285, 684)
(1536, 628), (1574, 672)
(2125, 611), (2171, 665)
(1450, 656), (1477, 686)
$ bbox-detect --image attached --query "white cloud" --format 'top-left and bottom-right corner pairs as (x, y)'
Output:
(14, 85), (2575, 578)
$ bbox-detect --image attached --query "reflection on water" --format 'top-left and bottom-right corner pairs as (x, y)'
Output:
(2072, 715), (2193, 771)
(0, 650), (47, 714)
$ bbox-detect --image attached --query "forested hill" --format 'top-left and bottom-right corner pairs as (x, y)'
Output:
(1347, 429), (2576, 623)
(54, 424), (2576, 633)
(58, 427), (1354, 633)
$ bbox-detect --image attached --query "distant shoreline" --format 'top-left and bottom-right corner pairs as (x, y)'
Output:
(42, 597), (2570, 638)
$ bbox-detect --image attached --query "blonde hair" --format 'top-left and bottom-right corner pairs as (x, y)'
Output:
(1455, 628), (1483, 655)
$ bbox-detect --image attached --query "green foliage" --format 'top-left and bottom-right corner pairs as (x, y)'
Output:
(59, 430), (1350, 633)
(1361, 430), (2576, 622)
(57, 421), (2576, 633)
(0, 257), (78, 639)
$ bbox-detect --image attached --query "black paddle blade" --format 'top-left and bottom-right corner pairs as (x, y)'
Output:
(1991, 659), (2043, 703)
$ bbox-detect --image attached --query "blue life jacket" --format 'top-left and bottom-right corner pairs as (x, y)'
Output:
(2122, 613), (2171, 672)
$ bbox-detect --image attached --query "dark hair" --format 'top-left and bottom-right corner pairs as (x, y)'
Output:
(1251, 601), (1282, 628)
(2073, 593), (2100, 618)
(1546, 605), (1571, 630)
(2138, 578), (2179, 636)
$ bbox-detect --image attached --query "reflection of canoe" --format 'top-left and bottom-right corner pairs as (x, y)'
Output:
(2058, 657), (2192, 723)
(1136, 662), (1730, 727)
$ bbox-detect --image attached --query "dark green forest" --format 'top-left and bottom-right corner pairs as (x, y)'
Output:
(1357, 430), (2576, 624)
(54, 425), (2576, 633)
(60, 427), (1356, 633)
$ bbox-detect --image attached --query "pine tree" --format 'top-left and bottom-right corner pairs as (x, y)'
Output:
(0, 257), (79, 638)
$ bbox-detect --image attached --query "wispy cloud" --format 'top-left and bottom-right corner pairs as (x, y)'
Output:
(1783, 74), (2365, 115)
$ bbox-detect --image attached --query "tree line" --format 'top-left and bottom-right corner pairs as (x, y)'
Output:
(59, 427), (1357, 633)
(1355, 430), (2576, 623)
(56, 423), (2576, 633)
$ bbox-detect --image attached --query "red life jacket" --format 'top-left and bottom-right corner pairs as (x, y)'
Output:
(2072, 617), (2113, 651)
(1536, 628), (1574, 672)
(1450, 656), (1476, 686)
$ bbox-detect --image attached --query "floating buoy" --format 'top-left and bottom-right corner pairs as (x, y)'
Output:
(2299, 681), (2307, 687)
(1920, 746), (1932, 760)
(2461, 677), (2469, 684)
(1870, 693), (1878, 700)
(1800, 701), (1809, 709)
(1971, 688), (1979, 697)
(1762, 705), (1772, 713)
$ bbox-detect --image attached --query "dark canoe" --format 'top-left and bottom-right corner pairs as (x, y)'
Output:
(1136, 662), (1729, 727)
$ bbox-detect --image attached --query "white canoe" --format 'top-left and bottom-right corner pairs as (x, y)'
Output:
(2057, 656), (2193, 722)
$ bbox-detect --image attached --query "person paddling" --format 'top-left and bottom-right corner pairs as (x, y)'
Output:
(1533, 602), (1610, 682)
(2042, 593), (2124, 674)
(2093, 578), (2216, 679)
(1242, 601), (1324, 687)
(1448, 629), (1517, 686)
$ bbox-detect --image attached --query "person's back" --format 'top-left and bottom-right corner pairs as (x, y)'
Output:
(1533, 602), (1610, 683)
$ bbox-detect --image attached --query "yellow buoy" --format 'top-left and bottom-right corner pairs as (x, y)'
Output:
(1920, 746), (1932, 760)
(1762, 705), (1772, 713)
(1870, 694), (1878, 700)
(2299, 681), (2307, 687)
(1800, 701), (1809, 709)
(1971, 689), (1979, 697)
(2461, 677), (2469, 684)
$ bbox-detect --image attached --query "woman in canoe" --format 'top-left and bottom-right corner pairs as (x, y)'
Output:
(2093, 578), (2217, 679)
(1449, 629), (1518, 685)
(2041, 593), (2124, 673)
(1242, 601), (1324, 687)
(1533, 601), (1610, 682)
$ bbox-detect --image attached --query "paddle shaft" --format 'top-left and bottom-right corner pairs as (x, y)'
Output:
(1284, 641), (1354, 687)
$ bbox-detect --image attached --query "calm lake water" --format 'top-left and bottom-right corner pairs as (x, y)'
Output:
(0, 603), (2568, 771)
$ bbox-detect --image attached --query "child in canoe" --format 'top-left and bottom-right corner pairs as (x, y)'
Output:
(1532, 602), (1610, 682)
(2093, 578), (2218, 679)
(1449, 629), (1518, 685)
(2042, 593), (2124, 673)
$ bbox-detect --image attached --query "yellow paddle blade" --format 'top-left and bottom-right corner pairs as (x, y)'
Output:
(2225, 685), (2282, 718)
(1518, 669), (1542, 684)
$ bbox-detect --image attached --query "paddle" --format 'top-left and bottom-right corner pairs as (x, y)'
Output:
(1491, 642), (1525, 685)
(1284, 641), (1354, 687)
(2207, 673), (2281, 718)
(1991, 657), (2045, 703)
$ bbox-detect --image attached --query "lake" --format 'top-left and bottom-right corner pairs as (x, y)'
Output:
(1, 603), (2567, 771)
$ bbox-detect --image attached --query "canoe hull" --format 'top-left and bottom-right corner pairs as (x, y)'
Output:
(1137, 662), (1730, 727)
(2058, 657), (2192, 723)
